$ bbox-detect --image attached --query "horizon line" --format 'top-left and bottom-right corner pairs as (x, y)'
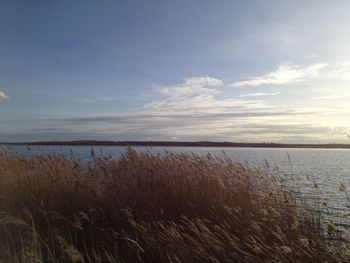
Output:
(1, 140), (350, 149)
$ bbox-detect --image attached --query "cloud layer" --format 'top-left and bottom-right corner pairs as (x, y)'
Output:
(3, 60), (350, 143)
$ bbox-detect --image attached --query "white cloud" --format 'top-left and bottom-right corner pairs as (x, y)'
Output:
(239, 92), (281, 98)
(0, 91), (9, 100)
(181, 76), (223, 87)
(231, 63), (327, 87)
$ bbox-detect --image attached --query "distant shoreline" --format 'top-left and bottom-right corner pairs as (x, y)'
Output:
(1, 140), (350, 149)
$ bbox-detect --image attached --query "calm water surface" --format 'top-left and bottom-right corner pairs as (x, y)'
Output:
(2, 145), (350, 226)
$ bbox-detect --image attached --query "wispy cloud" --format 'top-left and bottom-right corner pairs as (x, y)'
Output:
(239, 92), (281, 98)
(95, 96), (124, 101)
(155, 76), (223, 96)
(0, 91), (9, 100)
(231, 63), (327, 87)
(146, 77), (268, 114)
(311, 95), (346, 101)
(325, 62), (350, 80)
(4, 73), (350, 143)
(5, 112), (344, 143)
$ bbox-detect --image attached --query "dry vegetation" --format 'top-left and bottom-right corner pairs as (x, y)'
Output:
(0, 147), (349, 262)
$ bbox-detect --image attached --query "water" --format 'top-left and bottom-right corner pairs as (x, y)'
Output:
(2, 145), (350, 227)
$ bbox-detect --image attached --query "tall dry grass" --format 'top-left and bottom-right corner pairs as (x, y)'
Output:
(0, 148), (348, 262)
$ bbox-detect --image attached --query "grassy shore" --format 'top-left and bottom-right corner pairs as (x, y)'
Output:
(0, 148), (349, 262)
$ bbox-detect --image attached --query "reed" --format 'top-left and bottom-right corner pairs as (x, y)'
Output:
(0, 148), (348, 262)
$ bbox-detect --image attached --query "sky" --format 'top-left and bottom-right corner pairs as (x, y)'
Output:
(1, 0), (350, 143)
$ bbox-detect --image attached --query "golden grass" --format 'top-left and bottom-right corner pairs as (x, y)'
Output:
(0, 147), (349, 262)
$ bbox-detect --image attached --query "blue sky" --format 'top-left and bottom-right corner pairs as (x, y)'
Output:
(1, 0), (350, 143)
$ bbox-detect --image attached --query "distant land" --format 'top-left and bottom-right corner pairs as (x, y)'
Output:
(2, 140), (350, 149)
